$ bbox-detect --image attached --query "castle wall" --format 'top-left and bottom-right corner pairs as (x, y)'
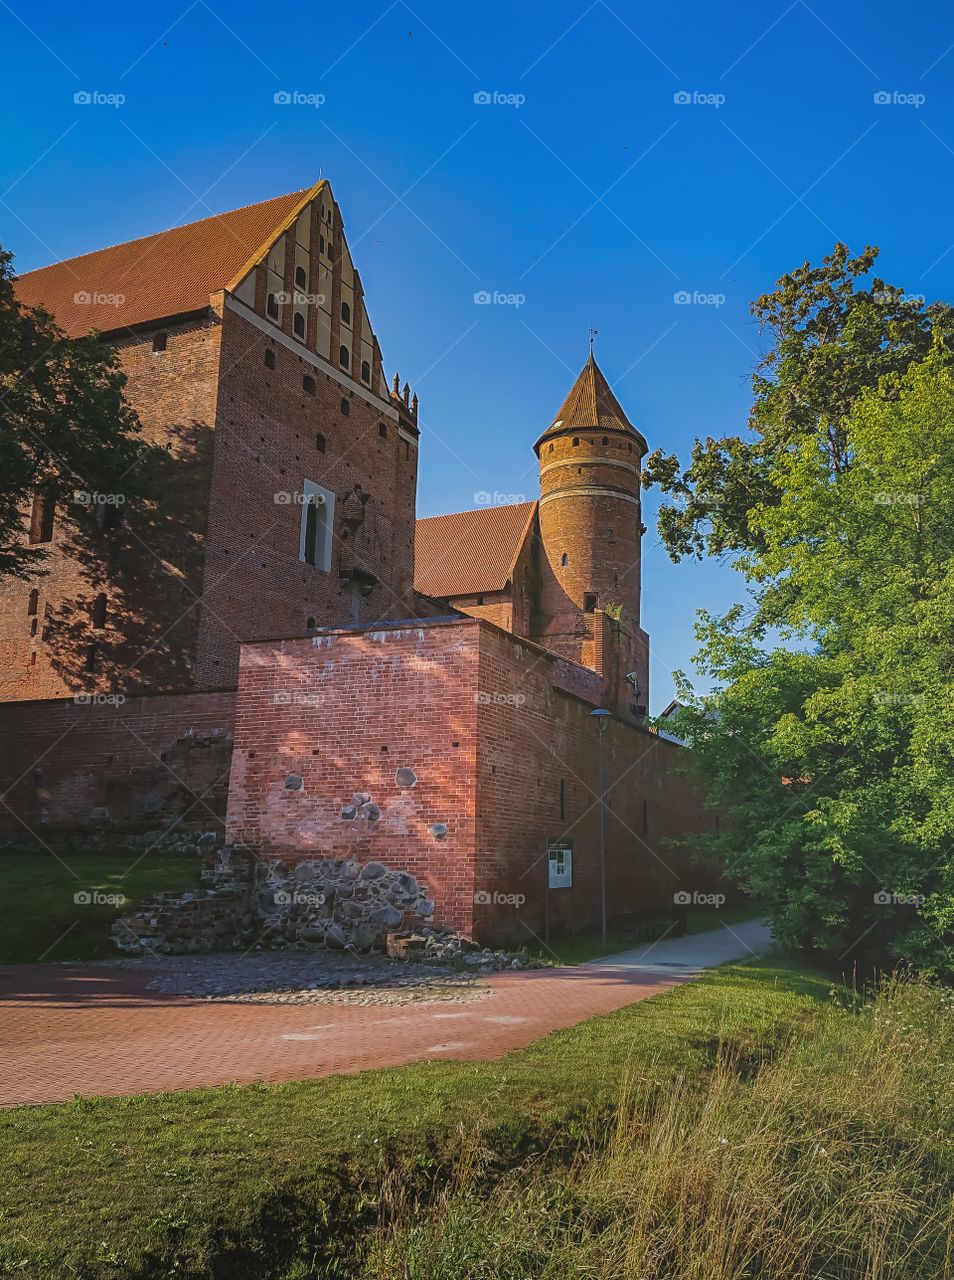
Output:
(193, 302), (419, 690)
(224, 617), (715, 944)
(225, 620), (480, 933)
(0, 317), (222, 703)
(0, 690), (235, 837)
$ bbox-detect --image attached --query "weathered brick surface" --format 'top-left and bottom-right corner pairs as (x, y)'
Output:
(0, 691), (235, 835)
(225, 617), (714, 943)
(226, 619), (480, 932)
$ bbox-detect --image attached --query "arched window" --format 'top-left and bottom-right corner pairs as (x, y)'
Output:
(266, 293), (280, 320)
(341, 301), (351, 324)
(572, 437), (580, 447)
(293, 311), (306, 339)
(27, 589), (39, 616)
(339, 345), (349, 368)
(601, 436), (609, 446)
(295, 265), (307, 289)
(300, 486), (334, 571)
(28, 491), (55, 544)
(361, 359), (371, 383)
(91, 593), (107, 629)
(561, 552), (568, 567)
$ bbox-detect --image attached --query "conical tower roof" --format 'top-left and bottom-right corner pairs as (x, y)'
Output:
(534, 353), (647, 455)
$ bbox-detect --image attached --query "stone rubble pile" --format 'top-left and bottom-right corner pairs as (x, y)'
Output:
(111, 848), (543, 970)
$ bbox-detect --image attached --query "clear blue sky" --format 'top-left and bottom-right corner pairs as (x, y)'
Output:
(3, 1), (953, 710)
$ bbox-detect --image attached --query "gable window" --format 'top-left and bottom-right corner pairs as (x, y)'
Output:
(341, 301), (351, 324)
(28, 491), (55, 544)
(583, 592), (597, 613)
(339, 345), (350, 369)
(299, 480), (335, 571)
(293, 312), (306, 339)
(266, 293), (280, 321)
(361, 359), (371, 383)
(295, 265), (307, 289)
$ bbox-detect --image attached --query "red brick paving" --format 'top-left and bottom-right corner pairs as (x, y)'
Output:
(0, 962), (686, 1107)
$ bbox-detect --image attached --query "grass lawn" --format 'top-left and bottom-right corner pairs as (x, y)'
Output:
(0, 852), (201, 965)
(1, 958), (843, 1279)
(533, 905), (759, 966)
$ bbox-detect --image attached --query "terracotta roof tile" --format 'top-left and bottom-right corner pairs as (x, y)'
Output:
(535, 353), (647, 454)
(414, 501), (536, 598)
(13, 189), (311, 338)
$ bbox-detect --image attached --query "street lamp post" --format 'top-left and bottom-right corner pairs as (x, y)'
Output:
(590, 708), (611, 949)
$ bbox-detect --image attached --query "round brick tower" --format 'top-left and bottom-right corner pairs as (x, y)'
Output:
(532, 351), (649, 701)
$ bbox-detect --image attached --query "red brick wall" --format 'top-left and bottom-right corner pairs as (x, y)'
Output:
(225, 617), (715, 944)
(225, 620), (480, 932)
(0, 690), (235, 836)
(473, 624), (712, 944)
(0, 318), (222, 703)
(194, 305), (421, 690)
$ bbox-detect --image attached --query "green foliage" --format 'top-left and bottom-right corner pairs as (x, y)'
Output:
(671, 349), (954, 976)
(0, 245), (154, 579)
(643, 243), (954, 561)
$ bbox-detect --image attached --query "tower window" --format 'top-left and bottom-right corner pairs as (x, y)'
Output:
(339, 345), (349, 368)
(152, 332), (167, 353)
(627, 443), (633, 452)
(295, 265), (307, 289)
(572, 437), (580, 447)
(264, 348), (276, 369)
(549, 442), (554, 453)
(315, 433), (326, 453)
(583, 592), (598, 613)
(341, 301), (351, 324)
(361, 359), (371, 383)
(602, 436), (609, 446)
(561, 552), (568, 567)
(302, 375), (316, 395)
(91, 593), (107, 629)
(28, 491), (55, 544)
(293, 312), (306, 339)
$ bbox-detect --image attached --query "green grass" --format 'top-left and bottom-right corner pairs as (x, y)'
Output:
(362, 975), (954, 1280)
(0, 852), (201, 964)
(532, 906), (758, 965)
(0, 958), (838, 1279)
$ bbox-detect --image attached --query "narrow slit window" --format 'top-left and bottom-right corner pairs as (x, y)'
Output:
(28, 491), (55, 544)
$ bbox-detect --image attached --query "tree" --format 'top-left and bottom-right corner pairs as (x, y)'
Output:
(0, 245), (151, 579)
(643, 243), (954, 563)
(671, 349), (954, 977)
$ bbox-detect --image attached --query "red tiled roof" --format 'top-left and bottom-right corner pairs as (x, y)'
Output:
(535, 353), (647, 454)
(13, 188), (311, 338)
(414, 501), (537, 598)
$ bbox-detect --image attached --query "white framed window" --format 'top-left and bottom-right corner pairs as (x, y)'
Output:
(299, 480), (335, 571)
(548, 839), (573, 889)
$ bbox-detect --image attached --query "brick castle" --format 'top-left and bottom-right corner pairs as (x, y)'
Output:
(1, 178), (713, 942)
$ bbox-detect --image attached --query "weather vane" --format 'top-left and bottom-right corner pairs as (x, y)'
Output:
(588, 327), (598, 355)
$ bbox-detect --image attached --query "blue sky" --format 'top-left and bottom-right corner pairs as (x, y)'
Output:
(3, 0), (953, 710)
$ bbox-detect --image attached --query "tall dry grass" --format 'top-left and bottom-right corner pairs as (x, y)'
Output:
(360, 976), (954, 1279)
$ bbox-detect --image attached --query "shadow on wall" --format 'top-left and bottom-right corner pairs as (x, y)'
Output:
(44, 421), (213, 696)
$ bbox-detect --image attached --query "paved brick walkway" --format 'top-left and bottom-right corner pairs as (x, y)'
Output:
(0, 923), (772, 1107)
